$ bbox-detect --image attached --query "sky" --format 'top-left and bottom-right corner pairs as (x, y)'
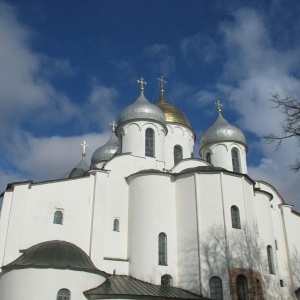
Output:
(0, 0), (299, 209)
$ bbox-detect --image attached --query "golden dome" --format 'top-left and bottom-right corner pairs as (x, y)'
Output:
(157, 90), (191, 128)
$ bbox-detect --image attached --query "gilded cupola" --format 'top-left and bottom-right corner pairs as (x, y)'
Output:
(156, 75), (191, 128)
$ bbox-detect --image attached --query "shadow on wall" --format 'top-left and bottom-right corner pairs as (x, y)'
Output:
(291, 247), (300, 297)
(177, 224), (280, 299)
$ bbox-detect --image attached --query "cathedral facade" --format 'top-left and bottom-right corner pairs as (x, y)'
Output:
(0, 77), (299, 300)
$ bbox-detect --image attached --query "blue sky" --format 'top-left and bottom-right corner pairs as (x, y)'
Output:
(1, 0), (300, 209)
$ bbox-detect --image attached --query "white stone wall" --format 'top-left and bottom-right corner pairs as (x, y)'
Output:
(164, 124), (194, 170)
(201, 142), (248, 174)
(0, 268), (105, 300)
(127, 173), (177, 285)
(117, 121), (166, 164)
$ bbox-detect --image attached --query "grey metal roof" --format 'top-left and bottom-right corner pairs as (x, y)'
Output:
(91, 133), (119, 167)
(200, 113), (246, 150)
(3, 240), (108, 277)
(84, 275), (208, 299)
(61, 157), (90, 179)
(118, 92), (166, 125)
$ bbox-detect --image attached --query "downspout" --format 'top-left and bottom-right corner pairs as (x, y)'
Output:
(89, 172), (97, 257)
(194, 173), (202, 296)
(219, 172), (231, 298)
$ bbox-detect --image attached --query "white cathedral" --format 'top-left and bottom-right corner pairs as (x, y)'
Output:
(0, 76), (299, 300)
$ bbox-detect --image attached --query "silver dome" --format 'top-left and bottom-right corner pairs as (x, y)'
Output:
(91, 133), (119, 167)
(61, 156), (89, 179)
(118, 92), (166, 125)
(200, 113), (246, 150)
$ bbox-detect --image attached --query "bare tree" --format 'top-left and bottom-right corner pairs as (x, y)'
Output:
(264, 94), (300, 171)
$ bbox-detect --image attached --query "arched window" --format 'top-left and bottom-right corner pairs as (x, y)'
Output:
(113, 219), (120, 232)
(53, 211), (63, 225)
(145, 128), (155, 157)
(267, 245), (275, 274)
(57, 288), (70, 300)
(209, 276), (223, 300)
(232, 148), (241, 172)
(161, 274), (173, 286)
(158, 232), (167, 265)
(206, 152), (211, 164)
(231, 206), (241, 229)
(174, 145), (183, 165)
(236, 275), (247, 300)
(255, 279), (262, 300)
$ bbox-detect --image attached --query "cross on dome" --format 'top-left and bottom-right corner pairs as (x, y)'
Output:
(109, 120), (117, 132)
(81, 141), (88, 157)
(215, 100), (223, 113)
(157, 74), (167, 91)
(137, 77), (147, 92)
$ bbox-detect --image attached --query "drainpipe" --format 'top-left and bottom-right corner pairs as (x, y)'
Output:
(194, 173), (202, 295)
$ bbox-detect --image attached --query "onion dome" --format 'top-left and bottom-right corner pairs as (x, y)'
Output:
(91, 121), (119, 167)
(200, 101), (246, 150)
(3, 240), (108, 276)
(118, 78), (166, 125)
(156, 75), (190, 128)
(61, 141), (89, 179)
(157, 89), (191, 128)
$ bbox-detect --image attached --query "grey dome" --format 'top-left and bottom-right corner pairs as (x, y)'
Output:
(61, 156), (89, 179)
(200, 113), (246, 150)
(118, 92), (166, 125)
(3, 240), (108, 276)
(91, 133), (119, 167)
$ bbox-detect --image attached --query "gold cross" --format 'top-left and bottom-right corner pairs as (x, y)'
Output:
(157, 74), (167, 91)
(109, 120), (117, 132)
(215, 100), (223, 113)
(137, 77), (147, 92)
(81, 141), (88, 156)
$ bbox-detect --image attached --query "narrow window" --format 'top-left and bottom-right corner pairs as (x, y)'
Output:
(53, 211), (63, 225)
(174, 145), (183, 165)
(209, 276), (223, 300)
(206, 152), (211, 164)
(267, 245), (275, 274)
(158, 232), (167, 265)
(161, 274), (173, 286)
(57, 289), (70, 300)
(232, 147), (241, 172)
(275, 239), (278, 250)
(145, 128), (155, 157)
(236, 275), (247, 300)
(113, 219), (120, 232)
(231, 206), (241, 229)
(280, 280), (284, 287)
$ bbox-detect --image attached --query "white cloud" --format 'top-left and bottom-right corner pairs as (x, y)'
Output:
(0, 3), (120, 197)
(192, 8), (300, 208)
(0, 2), (80, 138)
(143, 44), (175, 76)
(2, 131), (111, 185)
(39, 55), (75, 78)
(220, 9), (300, 208)
(181, 33), (219, 64)
(86, 80), (119, 129)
